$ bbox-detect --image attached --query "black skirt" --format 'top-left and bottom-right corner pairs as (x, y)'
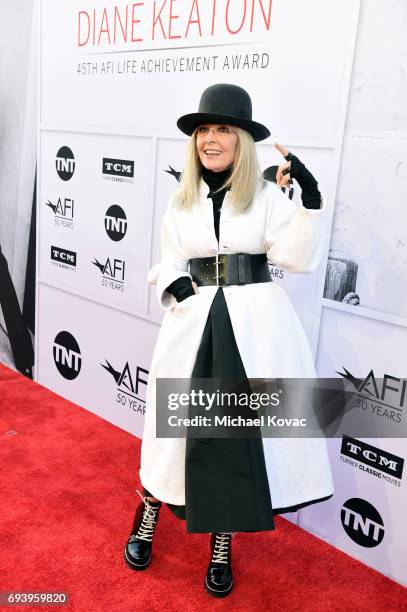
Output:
(144, 287), (332, 532)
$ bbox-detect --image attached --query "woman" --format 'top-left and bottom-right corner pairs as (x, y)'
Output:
(124, 83), (334, 598)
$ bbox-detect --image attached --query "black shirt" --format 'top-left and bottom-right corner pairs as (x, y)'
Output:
(165, 164), (232, 301)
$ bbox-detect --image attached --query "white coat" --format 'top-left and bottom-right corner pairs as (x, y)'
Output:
(140, 176), (334, 509)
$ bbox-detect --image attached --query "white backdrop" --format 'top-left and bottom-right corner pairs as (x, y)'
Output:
(35, 0), (407, 589)
(37, 0), (358, 422)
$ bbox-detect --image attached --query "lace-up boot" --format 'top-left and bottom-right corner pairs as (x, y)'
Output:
(124, 489), (161, 570)
(204, 532), (234, 597)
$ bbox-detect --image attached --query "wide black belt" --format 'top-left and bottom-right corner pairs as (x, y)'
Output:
(189, 253), (272, 287)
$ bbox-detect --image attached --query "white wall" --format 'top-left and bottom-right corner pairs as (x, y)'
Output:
(302, 0), (407, 586)
(0, 0), (36, 364)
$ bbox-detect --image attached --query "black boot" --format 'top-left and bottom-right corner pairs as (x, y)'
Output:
(123, 489), (161, 570)
(204, 532), (234, 597)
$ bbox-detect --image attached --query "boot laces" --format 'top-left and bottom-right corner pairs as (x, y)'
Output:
(211, 533), (231, 564)
(131, 488), (160, 543)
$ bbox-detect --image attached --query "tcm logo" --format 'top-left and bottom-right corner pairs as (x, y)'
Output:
(50, 245), (77, 268)
(102, 158), (134, 182)
(53, 331), (82, 380)
(341, 435), (404, 479)
(341, 498), (384, 547)
(104, 205), (127, 241)
(56, 146), (75, 181)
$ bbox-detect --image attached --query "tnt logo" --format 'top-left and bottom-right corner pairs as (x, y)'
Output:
(56, 146), (75, 181)
(53, 331), (82, 380)
(341, 498), (384, 547)
(104, 205), (128, 241)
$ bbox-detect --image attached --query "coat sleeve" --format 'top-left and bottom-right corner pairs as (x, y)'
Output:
(147, 197), (193, 310)
(264, 183), (328, 273)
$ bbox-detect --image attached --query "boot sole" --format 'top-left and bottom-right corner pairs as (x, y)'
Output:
(204, 576), (234, 598)
(123, 547), (152, 571)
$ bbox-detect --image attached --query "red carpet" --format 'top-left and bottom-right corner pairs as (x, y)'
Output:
(0, 362), (406, 611)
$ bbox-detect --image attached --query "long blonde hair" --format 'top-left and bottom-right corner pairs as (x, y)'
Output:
(172, 127), (265, 214)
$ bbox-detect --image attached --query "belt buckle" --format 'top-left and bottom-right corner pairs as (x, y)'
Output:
(237, 253), (252, 284)
(212, 252), (225, 286)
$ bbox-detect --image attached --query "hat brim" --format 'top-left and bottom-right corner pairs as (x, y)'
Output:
(176, 112), (271, 142)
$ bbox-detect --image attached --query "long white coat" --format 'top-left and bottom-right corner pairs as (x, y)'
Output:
(140, 176), (334, 509)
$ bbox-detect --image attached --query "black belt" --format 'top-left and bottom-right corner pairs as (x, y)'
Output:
(189, 253), (272, 287)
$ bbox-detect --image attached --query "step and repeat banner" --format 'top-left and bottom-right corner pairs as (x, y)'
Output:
(35, 0), (407, 588)
(37, 0), (355, 433)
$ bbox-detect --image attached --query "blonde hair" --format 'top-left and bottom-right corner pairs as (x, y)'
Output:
(172, 127), (265, 214)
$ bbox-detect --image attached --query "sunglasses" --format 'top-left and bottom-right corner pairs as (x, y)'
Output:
(195, 126), (237, 137)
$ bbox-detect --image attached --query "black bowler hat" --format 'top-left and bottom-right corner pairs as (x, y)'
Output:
(176, 83), (271, 142)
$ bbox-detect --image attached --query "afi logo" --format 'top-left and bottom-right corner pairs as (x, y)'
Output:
(92, 256), (125, 281)
(341, 498), (384, 547)
(101, 359), (148, 415)
(53, 331), (82, 379)
(101, 360), (147, 396)
(45, 197), (74, 219)
(338, 367), (407, 409)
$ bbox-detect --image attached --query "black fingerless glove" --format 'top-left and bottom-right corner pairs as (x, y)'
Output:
(284, 152), (322, 209)
(166, 277), (195, 302)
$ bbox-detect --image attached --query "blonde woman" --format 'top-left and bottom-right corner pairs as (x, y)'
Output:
(124, 83), (334, 598)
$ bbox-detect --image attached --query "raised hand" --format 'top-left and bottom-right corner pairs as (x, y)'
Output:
(274, 143), (292, 188)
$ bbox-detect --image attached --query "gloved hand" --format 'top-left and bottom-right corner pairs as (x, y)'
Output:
(275, 143), (322, 209)
(165, 276), (196, 302)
